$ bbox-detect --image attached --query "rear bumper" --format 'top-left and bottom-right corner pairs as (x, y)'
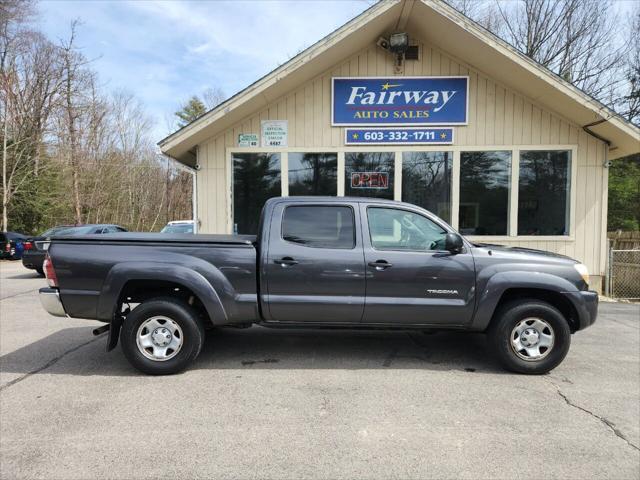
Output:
(562, 290), (598, 331)
(39, 288), (67, 317)
(22, 251), (45, 270)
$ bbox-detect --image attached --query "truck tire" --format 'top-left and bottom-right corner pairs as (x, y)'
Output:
(120, 298), (205, 375)
(488, 300), (571, 374)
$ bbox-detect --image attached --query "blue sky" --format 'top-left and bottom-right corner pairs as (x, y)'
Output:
(36, 0), (636, 142)
(37, 0), (370, 140)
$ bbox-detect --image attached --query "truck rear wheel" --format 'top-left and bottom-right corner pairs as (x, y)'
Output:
(489, 300), (571, 374)
(120, 298), (204, 375)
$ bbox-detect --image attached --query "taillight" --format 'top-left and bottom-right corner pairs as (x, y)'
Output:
(4, 242), (9, 252)
(23, 241), (32, 251)
(43, 254), (58, 288)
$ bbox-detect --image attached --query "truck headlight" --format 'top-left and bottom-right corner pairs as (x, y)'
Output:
(573, 263), (590, 286)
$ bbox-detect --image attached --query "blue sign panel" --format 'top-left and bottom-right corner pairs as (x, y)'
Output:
(332, 76), (468, 126)
(345, 127), (454, 145)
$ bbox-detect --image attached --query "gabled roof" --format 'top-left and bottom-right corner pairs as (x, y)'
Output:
(159, 0), (639, 164)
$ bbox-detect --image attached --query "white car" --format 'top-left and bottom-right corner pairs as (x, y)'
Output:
(160, 220), (195, 234)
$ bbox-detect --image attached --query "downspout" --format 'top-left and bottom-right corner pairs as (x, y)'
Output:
(582, 117), (612, 294)
(193, 146), (198, 234)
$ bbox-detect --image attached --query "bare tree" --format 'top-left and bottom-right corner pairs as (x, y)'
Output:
(202, 86), (225, 109)
(1, 1), (62, 231)
(448, 0), (626, 105)
(58, 20), (95, 224)
(616, 6), (640, 124)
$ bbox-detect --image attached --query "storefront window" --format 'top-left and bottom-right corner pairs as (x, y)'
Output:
(344, 152), (395, 200)
(459, 151), (511, 235)
(288, 153), (337, 196)
(518, 150), (571, 235)
(233, 153), (281, 234)
(401, 152), (452, 222)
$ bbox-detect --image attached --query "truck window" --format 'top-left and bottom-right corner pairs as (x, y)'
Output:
(282, 206), (355, 249)
(367, 207), (447, 251)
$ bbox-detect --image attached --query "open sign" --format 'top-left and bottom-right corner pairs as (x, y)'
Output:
(351, 172), (389, 189)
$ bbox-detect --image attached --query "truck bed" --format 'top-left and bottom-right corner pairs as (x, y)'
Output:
(49, 233), (259, 323)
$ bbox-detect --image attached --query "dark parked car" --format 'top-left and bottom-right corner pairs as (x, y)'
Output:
(39, 197), (597, 376)
(23, 224), (127, 275)
(1, 231), (27, 260)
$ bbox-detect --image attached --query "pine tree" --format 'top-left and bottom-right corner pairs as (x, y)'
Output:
(174, 96), (207, 127)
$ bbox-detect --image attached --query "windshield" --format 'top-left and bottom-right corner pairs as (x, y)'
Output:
(161, 224), (194, 234)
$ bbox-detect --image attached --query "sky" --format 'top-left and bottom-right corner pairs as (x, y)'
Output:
(37, 0), (371, 141)
(36, 0), (636, 142)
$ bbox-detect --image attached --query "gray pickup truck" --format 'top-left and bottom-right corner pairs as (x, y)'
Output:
(39, 196), (597, 375)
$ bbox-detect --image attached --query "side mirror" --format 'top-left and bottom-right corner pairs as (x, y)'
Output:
(445, 233), (464, 254)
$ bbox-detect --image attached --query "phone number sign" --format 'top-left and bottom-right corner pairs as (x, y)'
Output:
(345, 127), (454, 145)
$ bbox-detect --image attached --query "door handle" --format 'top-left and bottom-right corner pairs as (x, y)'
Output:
(368, 260), (393, 270)
(275, 257), (298, 267)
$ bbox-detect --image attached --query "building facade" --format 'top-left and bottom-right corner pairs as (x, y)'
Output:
(160, 0), (640, 292)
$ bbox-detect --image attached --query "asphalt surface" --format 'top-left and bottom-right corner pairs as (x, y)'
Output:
(0, 260), (639, 479)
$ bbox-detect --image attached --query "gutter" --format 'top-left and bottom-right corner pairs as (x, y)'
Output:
(582, 118), (612, 146)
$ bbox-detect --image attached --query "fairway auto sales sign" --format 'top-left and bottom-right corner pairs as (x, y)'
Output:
(332, 76), (468, 126)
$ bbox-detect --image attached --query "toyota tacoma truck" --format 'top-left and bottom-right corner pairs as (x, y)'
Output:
(39, 197), (597, 375)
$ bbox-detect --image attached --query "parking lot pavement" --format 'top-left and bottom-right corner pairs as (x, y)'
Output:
(1, 260), (639, 479)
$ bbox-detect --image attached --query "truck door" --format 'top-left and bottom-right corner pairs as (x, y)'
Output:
(263, 202), (366, 323)
(360, 204), (476, 326)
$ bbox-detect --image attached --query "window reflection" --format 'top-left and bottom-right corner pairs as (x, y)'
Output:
(288, 153), (337, 196)
(402, 151), (452, 222)
(233, 153), (281, 234)
(345, 152), (395, 199)
(368, 207), (448, 251)
(282, 206), (354, 248)
(518, 151), (570, 235)
(459, 151), (511, 235)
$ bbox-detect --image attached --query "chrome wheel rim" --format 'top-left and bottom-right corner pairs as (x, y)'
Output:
(136, 316), (183, 361)
(510, 317), (554, 361)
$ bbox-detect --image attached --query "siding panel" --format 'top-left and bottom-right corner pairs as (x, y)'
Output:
(195, 40), (608, 286)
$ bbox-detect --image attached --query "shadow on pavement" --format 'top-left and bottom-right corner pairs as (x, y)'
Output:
(0, 325), (505, 377)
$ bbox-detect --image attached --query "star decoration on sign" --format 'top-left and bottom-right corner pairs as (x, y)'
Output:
(440, 132), (448, 139)
(381, 82), (402, 90)
(352, 133), (359, 139)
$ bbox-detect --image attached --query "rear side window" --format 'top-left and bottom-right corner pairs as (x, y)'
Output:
(282, 206), (355, 249)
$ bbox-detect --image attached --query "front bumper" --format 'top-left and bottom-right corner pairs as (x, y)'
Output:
(39, 288), (67, 317)
(562, 290), (598, 330)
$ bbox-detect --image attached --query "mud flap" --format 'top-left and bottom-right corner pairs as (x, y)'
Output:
(107, 316), (123, 352)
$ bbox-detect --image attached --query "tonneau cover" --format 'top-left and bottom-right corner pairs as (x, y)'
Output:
(51, 232), (256, 245)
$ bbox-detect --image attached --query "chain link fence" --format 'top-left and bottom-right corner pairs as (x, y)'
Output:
(607, 249), (640, 300)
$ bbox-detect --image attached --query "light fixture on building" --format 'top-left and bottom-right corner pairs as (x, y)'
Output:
(383, 32), (409, 74)
(389, 32), (409, 54)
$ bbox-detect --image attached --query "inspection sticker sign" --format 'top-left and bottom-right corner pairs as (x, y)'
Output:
(332, 76), (468, 126)
(345, 127), (454, 145)
(261, 120), (288, 147)
(238, 133), (259, 147)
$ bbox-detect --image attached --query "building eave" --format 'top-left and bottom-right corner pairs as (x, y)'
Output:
(159, 0), (639, 164)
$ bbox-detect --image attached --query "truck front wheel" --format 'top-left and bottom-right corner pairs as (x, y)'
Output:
(120, 298), (204, 375)
(489, 300), (571, 374)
